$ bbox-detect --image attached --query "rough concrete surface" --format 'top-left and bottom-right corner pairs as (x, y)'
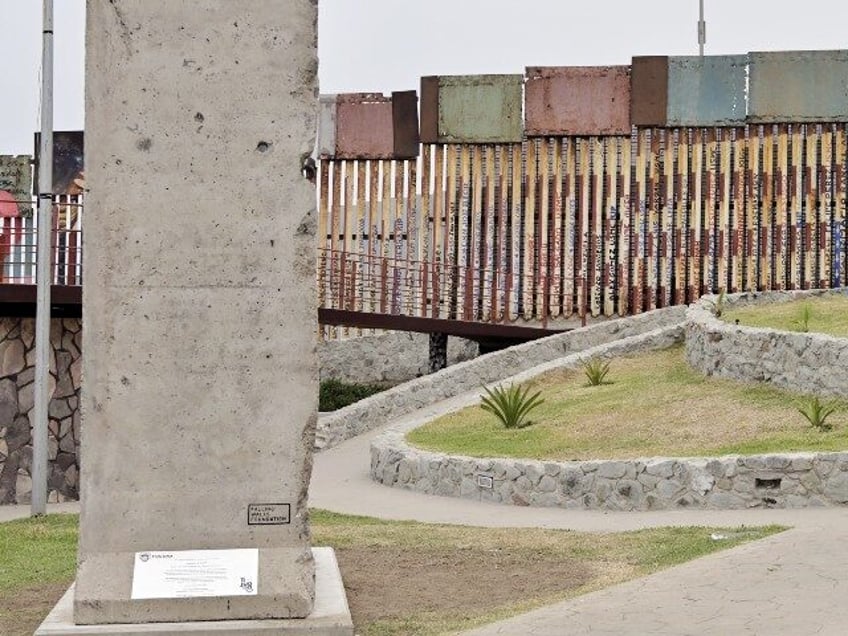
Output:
(36, 548), (353, 636)
(75, 0), (319, 625)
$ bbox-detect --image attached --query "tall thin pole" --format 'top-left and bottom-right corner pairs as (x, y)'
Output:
(698, 0), (706, 57)
(32, 0), (54, 516)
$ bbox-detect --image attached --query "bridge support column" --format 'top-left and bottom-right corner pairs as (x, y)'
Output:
(428, 332), (448, 373)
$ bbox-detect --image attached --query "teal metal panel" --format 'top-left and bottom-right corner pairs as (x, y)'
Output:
(749, 50), (848, 123)
(667, 55), (747, 126)
(437, 75), (523, 143)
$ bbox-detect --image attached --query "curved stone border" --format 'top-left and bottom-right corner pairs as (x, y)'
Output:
(370, 325), (848, 510)
(686, 289), (848, 397)
(316, 307), (686, 450)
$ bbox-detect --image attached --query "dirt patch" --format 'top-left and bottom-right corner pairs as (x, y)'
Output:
(1, 581), (68, 636)
(336, 545), (592, 628)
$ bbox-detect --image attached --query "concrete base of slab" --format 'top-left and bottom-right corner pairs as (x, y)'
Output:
(35, 548), (353, 636)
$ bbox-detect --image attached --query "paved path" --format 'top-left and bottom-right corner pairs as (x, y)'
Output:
(7, 396), (848, 634)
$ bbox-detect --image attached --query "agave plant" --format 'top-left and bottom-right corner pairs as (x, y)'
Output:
(582, 356), (612, 386)
(790, 303), (813, 333)
(480, 384), (545, 429)
(798, 396), (839, 431)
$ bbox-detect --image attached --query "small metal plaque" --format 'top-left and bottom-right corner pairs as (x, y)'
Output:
(248, 503), (291, 526)
(477, 474), (494, 489)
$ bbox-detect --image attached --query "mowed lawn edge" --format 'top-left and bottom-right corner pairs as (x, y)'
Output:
(407, 345), (848, 461)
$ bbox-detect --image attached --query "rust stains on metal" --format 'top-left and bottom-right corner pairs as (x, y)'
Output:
(334, 93), (394, 159)
(391, 90), (420, 158)
(631, 56), (669, 127)
(420, 76), (440, 143)
(525, 66), (631, 136)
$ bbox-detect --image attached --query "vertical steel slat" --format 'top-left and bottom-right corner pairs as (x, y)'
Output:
(522, 140), (535, 319)
(776, 124), (789, 289)
(662, 129), (674, 307)
(577, 137), (590, 319)
(471, 145), (483, 320)
(789, 126), (802, 289)
(367, 160), (380, 315)
(537, 138), (550, 321)
(809, 126), (819, 288)
(550, 138), (564, 318)
(618, 134), (632, 316)
(731, 128), (745, 292)
(603, 137), (617, 316)
(821, 126), (834, 287)
(490, 146), (501, 321)
(406, 158), (418, 314)
(690, 129), (703, 298)
(457, 145), (471, 320)
(510, 144), (523, 319)
(833, 124), (848, 285)
(563, 136), (576, 317)
(676, 129), (687, 304)
(717, 129), (731, 293)
(745, 127), (759, 291)
(420, 147), (432, 317)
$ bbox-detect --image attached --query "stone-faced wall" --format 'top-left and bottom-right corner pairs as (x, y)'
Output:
(686, 289), (848, 397)
(0, 318), (81, 504)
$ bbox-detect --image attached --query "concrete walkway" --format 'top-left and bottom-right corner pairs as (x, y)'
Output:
(7, 396), (848, 634)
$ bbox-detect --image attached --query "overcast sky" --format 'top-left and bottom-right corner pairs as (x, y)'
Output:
(2, 0), (848, 155)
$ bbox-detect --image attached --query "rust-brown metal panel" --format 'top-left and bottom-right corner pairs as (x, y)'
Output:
(392, 90), (420, 158)
(335, 94), (394, 159)
(631, 56), (668, 127)
(525, 66), (631, 136)
(420, 76), (440, 144)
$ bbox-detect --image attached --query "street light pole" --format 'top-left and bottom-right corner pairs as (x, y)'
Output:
(698, 0), (706, 57)
(32, 0), (54, 516)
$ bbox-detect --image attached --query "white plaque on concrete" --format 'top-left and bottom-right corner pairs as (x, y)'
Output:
(131, 549), (259, 600)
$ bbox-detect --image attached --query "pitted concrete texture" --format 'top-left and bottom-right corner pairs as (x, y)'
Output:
(76, 0), (319, 625)
(35, 548), (353, 636)
(687, 289), (848, 397)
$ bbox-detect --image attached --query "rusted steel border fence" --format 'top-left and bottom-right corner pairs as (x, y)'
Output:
(317, 124), (848, 326)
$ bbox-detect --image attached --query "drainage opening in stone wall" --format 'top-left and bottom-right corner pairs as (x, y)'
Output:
(476, 474), (494, 489)
(755, 478), (782, 490)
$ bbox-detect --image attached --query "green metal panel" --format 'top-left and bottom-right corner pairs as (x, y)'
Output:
(749, 50), (848, 123)
(437, 75), (523, 143)
(667, 55), (748, 126)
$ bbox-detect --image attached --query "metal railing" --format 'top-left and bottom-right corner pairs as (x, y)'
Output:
(0, 195), (82, 285)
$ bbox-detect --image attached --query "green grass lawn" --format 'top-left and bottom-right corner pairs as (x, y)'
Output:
(723, 293), (848, 336)
(0, 512), (784, 636)
(407, 345), (848, 460)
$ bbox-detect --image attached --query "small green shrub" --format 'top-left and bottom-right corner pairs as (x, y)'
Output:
(319, 379), (386, 412)
(480, 384), (544, 429)
(798, 396), (839, 431)
(582, 357), (612, 386)
(791, 303), (813, 333)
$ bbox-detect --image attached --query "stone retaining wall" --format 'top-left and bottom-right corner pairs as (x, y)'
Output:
(318, 331), (478, 384)
(316, 307), (687, 450)
(0, 318), (81, 504)
(370, 325), (848, 510)
(686, 289), (848, 397)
